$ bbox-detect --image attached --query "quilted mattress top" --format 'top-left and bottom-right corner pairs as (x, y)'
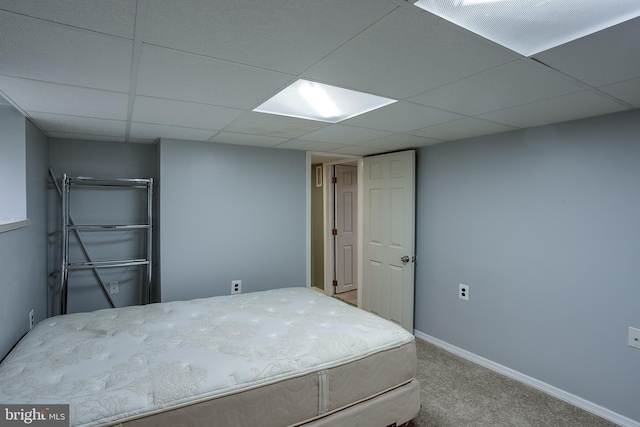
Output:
(0, 287), (414, 426)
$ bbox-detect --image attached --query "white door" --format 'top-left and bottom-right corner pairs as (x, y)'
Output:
(362, 150), (415, 332)
(335, 165), (357, 294)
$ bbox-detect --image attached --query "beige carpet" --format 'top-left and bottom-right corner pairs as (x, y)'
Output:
(409, 339), (617, 427)
(333, 289), (357, 307)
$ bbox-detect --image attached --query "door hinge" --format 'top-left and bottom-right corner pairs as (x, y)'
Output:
(332, 228), (337, 235)
(332, 280), (338, 287)
(331, 176), (337, 184)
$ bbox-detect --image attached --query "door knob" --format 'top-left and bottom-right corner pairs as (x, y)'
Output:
(401, 256), (410, 264)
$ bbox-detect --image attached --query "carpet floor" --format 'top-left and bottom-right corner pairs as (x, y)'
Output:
(333, 289), (358, 307)
(408, 338), (617, 427)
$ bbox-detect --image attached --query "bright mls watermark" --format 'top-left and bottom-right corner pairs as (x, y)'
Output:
(0, 405), (68, 427)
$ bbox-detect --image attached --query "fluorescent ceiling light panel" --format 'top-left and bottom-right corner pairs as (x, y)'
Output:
(254, 79), (396, 123)
(412, 0), (640, 56)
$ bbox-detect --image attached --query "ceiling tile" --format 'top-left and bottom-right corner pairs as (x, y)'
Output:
(360, 133), (441, 150)
(342, 101), (464, 132)
(299, 124), (392, 144)
(598, 78), (640, 108)
(136, 45), (294, 109)
(207, 131), (287, 148)
(0, 76), (128, 119)
(410, 60), (584, 116)
(0, 0), (137, 39)
(27, 112), (126, 137)
(223, 112), (329, 138)
(132, 96), (244, 130)
(275, 139), (347, 152)
(143, 0), (396, 74)
(411, 117), (516, 141)
(304, 8), (517, 100)
(331, 146), (386, 156)
(0, 11), (132, 92)
(533, 17), (640, 87)
(130, 122), (216, 141)
(478, 91), (630, 128)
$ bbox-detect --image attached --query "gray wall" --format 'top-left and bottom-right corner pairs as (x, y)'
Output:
(48, 139), (158, 314)
(415, 109), (640, 422)
(48, 139), (158, 179)
(159, 139), (307, 302)
(0, 120), (48, 360)
(0, 106), (26, 219)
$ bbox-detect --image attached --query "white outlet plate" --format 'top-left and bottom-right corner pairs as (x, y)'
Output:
(629, 327), (640, 350)
(29, 309), (34, 330)
(459, 284), (469, 300)
(109, 281), (119, 294)
(231, 280), (242, 294)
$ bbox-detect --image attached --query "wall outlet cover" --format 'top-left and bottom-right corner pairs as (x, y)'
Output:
(109, 281), (119, 294)
(629, 327), (640, 350)
(459, 284), (469, 301)
(231, 280), (242, 294)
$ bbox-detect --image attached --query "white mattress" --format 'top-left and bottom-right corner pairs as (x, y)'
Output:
(0, 287), (416, 427)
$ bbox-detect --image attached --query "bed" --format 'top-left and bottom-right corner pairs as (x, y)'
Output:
(0, 287), (420, 427)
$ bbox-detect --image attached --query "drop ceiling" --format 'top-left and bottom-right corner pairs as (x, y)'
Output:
(0, 0), (638, 155)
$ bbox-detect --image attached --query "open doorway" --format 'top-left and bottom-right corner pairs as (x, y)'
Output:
(309, 154), (361, 306)
(308, 150), (416, 330)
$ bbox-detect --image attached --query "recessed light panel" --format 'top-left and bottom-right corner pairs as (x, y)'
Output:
(412, 0), (640, 56)
(254, 79), (396, 123)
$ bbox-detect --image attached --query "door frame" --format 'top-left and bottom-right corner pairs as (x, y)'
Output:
(306, 151), (415, 326)
(334, 164), (358, 294)
(306, 152), (362, 303)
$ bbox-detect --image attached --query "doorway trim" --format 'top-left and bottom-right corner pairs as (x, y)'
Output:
(306, 152), (362, 303)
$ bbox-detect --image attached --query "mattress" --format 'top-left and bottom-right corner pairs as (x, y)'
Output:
(0, 287), (418, 427)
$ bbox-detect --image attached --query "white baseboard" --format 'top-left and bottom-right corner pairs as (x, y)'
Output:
(414, 330), (639, 427)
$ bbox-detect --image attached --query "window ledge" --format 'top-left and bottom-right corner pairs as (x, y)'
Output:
(0, 218), (31, 233)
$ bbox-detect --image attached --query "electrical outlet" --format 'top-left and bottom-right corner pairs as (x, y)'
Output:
(109, 281), (119, 294)
(29, 309), (34, 330)
(629, 327), (640, 350)
(231, 280), (242, 294)
(459, 284), (469, 301)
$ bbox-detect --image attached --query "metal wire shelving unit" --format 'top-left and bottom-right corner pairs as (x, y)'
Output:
(58, 174), (153, 315)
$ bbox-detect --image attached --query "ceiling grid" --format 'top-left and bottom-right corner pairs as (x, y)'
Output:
(0, 0), (637, 152)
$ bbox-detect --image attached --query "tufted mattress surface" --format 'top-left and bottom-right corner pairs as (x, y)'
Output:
(0, 287), (416, 426)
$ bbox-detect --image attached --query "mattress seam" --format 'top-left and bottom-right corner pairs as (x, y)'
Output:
(317, 370), (328, 415)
